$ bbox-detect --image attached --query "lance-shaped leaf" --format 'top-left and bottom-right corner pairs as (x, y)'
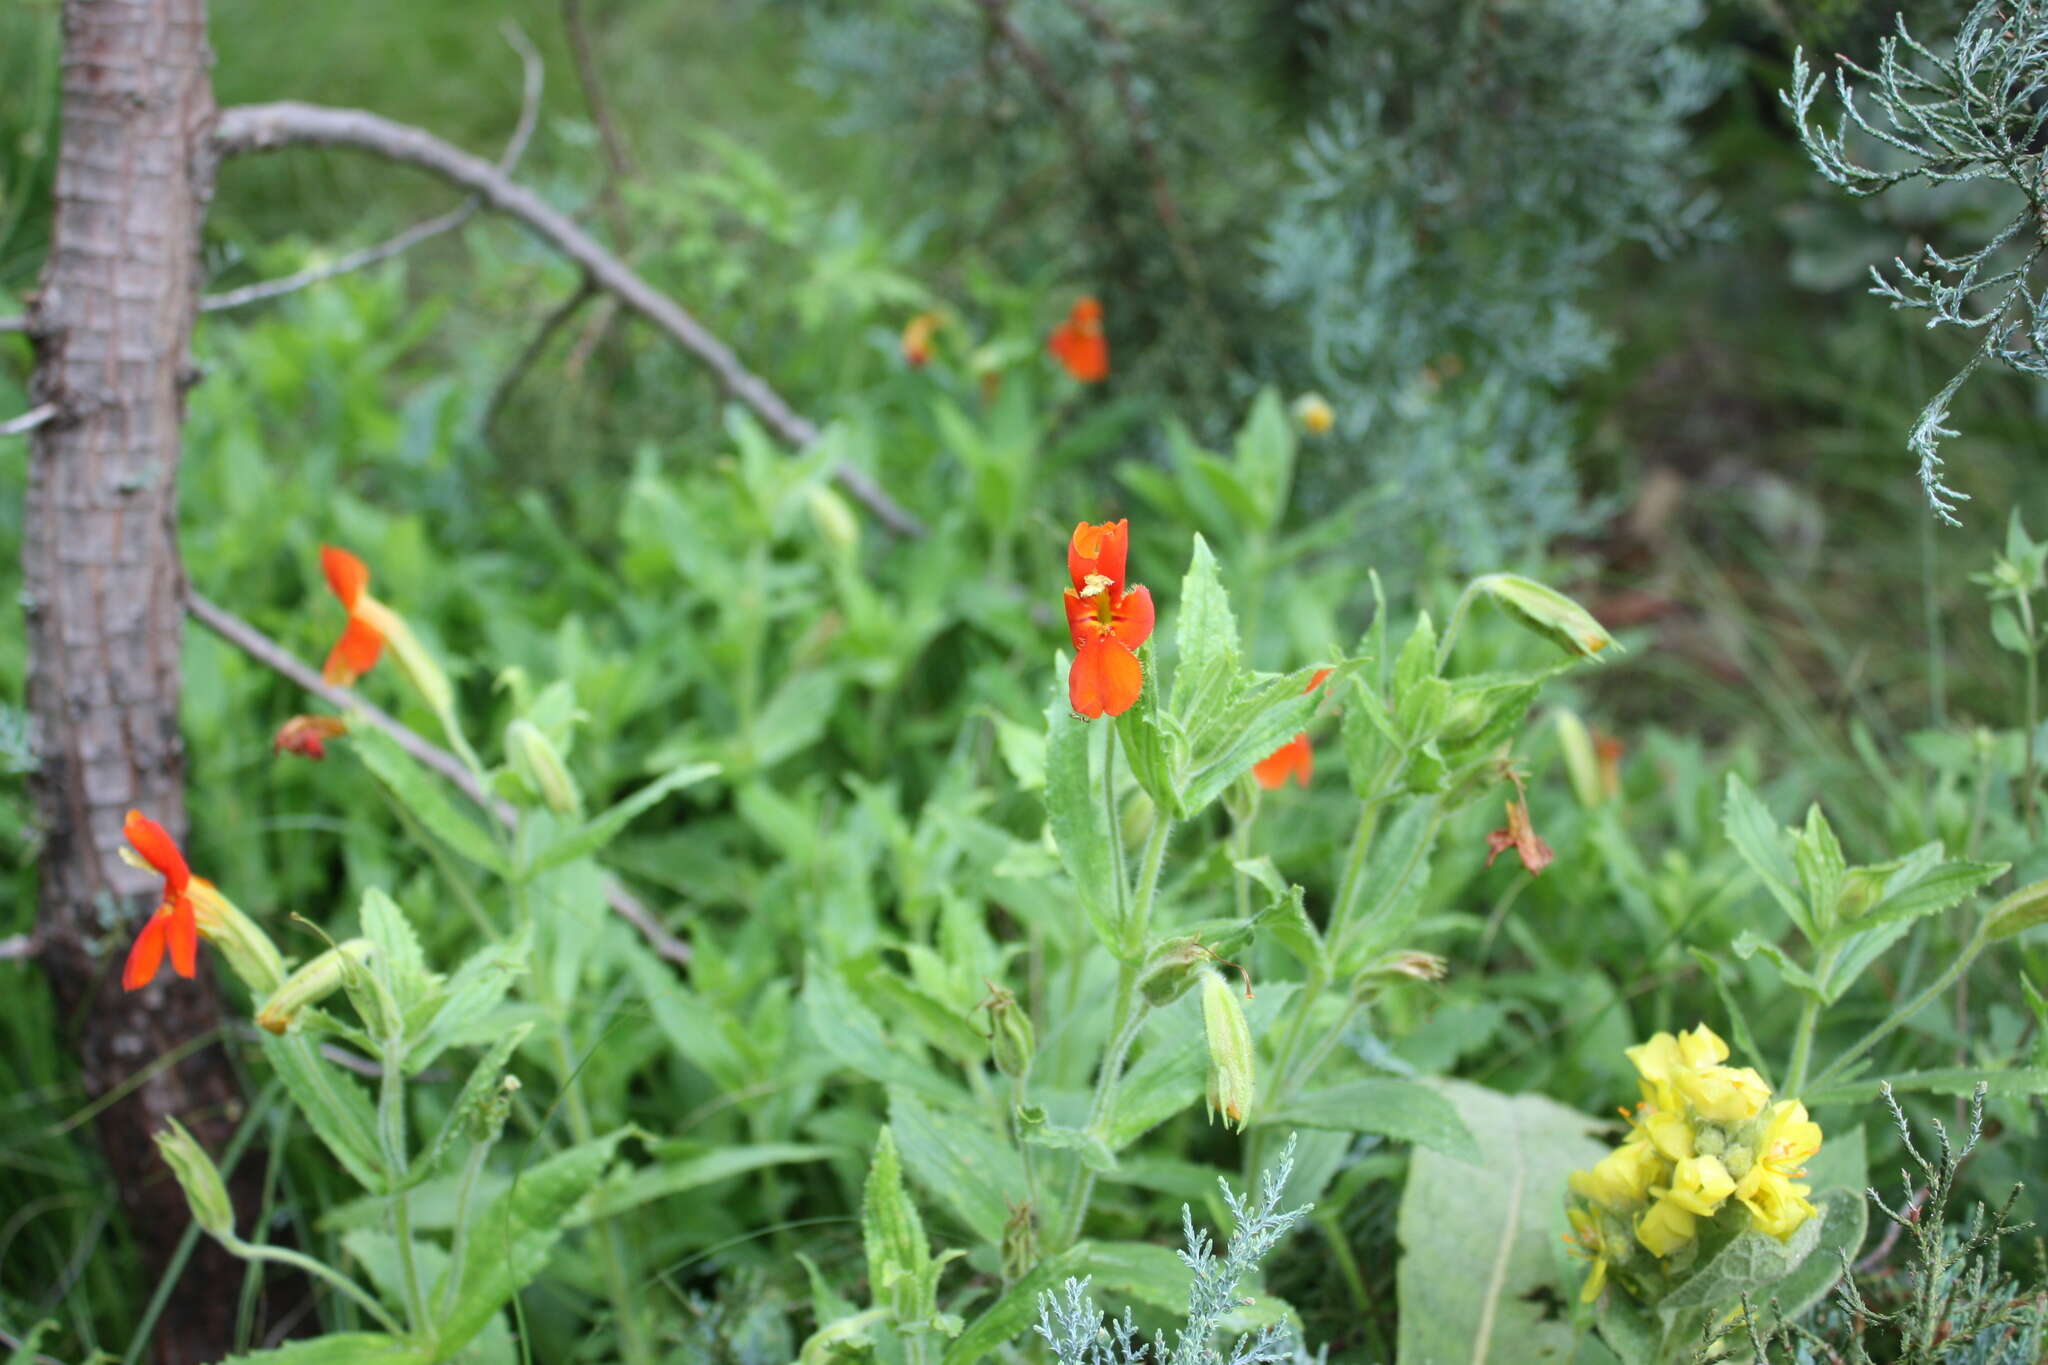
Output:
(1046, 684), (1120, 950)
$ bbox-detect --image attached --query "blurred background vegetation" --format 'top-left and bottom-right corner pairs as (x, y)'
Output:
(3, 0), (2046, 1360)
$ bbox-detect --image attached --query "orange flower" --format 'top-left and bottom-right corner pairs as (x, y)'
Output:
(1063, 519), (1154, 718)
(1048, 296), (1108, 383)
(321, 546), (386, 686)
(902, 312), (941, 367)
(122, 811), (200, 991)
(1253, 668), (1334, 789)
(274, 714), (348, 760)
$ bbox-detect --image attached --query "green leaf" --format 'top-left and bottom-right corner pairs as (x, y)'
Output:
(220, 1335), (430, 1365)
(1991, 603), (2031, 655)
(1722, 775), (1813, 942)
(1756, 1129), (1868, 1326)
(1393, 613), (1437, 696)
(801, 959), (960, 1106)
(1170, 535), (1242, 727)
(888, 1088), (1026, 1248)
(1230, 387), (1295, 527)
(1084, 1241), (1296, 1332)
(1800, 1067), (2048, 1107)
(523, 762), (720, 878)
(1179, 662), (1341, 816)
(1100, 1031), (1205, 1151)
(1987, 877), (2048, 940)
(1257, 1078), (1480, 1161)
(352, 725), (508, 876)
(408, 930), (529, 1073)
(1729, 930), (1825, 999)
(1045, 691), (1119, 951)
(581, 1143), (836, 1222)
(1234, 857), (1323, 967)
(941, 1247), (1092, 1365)
(262, 1035), (384, 1192)
(1017, 1110), (1118, 1172)
(1115, 639), (1182, 819)
(1792, 805), (1846, 935)
(358, 888), (433, 1017)
(1334, 800), (1442, 969)
(1654, 1208), (1829, 1313)
(1395, 1080), (1606, 1365)
(428, 1130), (628, 1360)
(413, 1024), (532, 1184)
(1827, 855), (2006, 941)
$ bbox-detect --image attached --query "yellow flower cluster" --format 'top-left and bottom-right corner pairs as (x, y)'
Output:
(1565, 1024), (1823, 1304)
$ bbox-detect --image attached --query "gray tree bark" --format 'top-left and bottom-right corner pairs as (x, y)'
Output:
(23, 3), (266, 1361)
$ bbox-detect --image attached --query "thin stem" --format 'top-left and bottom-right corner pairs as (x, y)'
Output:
(1103, 723), (1131, 948)
(375, 1033), (430, 1331)
(1056, 962), (1147, 1248)
(2021, 592), (2039, 837)
(438, 1138), (493, 1317)
(1125, 813), (1171, 956)
(1434, 578), (1486, 672)
(225, 1238), (405, 1335)
(1806, 928), (1989, 1095)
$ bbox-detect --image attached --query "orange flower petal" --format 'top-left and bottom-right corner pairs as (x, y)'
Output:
(124, 811), (190, 893)
(167, 899), (199, 978)
(123, 912), (168, 991)
(1068, 520), (1129, 594)
(1049, 299), (1109, 383)
(1110, 583), (1155, 651)
(322, 615), (385, 686)
(321, 545), (370, 610)
(1070, 638), (1144, 719)
(1064, 588), (1100, 651)
(1254, 733), (1313, 789)
(1307, 667), (1334, 693)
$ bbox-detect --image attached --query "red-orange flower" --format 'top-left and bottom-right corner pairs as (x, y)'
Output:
(122, 811), (200, 991)
(1253, 668), (1334, 789)
(274, 714), (348, 760)
(321, 546), (386, 686)
(1064, 519), (1154, 718)
(902, 312), (941, 367)
(1048, 296), (1108, 383)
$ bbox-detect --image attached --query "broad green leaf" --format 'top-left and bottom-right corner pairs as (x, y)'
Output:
(1257, 1078), (1480, 1161)
(1722, 775), (1813, 942)
(359, 888), (434, 1016)
(1017, 1110), (1117, 1172)
(352, 726), (508, 876)
(221, 1336), (430, 1365)
(408, 930), (529, 1073)
(523, 762), (719, 878)
(1655, 1211), (1827, 1314)
(1395, 1080), (1606, 1365)
(1170, 535), (1242, 726)
(1191, 453), (1266, 538)
(428, 1130), (628, 1360)
(1100, 1032), (1205, 1151)
(864, 971), (988, 1066)
(1393, 613), (1437, 696)
(1793, 805), (1846, 934)
(1045, 692), (1119, 951)
(888, 1088), (1027, 1248)
(1800, 1067), (2048, 1107)
(863, 1127), (937, 1320)
(1180, 662), (1342, 816)
(942, 1247), (1092, 1365)
(1234, 857), (1323, 967)
(802, 959), (961, 1105)
(1230, 387), (1295, 527)
(263, 1035), (383, 1192)
(1992, 603), (2030, 655)
(580, 1143), (836, 1222)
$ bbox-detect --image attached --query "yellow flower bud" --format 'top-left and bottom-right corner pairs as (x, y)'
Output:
(1291, 392), (1335, 436)
(1199, 969), (1255, 1131)
(155, 1117), (235, 1241)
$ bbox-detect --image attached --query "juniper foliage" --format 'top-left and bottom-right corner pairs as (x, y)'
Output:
(1693, 1083), (2046, 1364)
(1033, 1138), (1309, 1365)
(1785, 1), (2048, 525)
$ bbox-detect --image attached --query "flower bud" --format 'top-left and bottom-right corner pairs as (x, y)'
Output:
(505, 719), (582, 816)
(155, 1117), (235, 1241)
(1291, 392), (1335, 436)
(1472, 573), (1616, 659)
(1138, 937), (1213, 1007)
(981, 986), (1036, 1080)
(805, 484), (861, 558)
(273, 714), (348, 761)
(189, 881), (288, 997)
(256, 938), (377, 1035)
(1001, 1199), (1038, 1283)
(354, 598), (455, 721)
(1987, 877), (2048, 941)
(1199, 968), (1255, 1131)
(1554, 709), (1603, 810)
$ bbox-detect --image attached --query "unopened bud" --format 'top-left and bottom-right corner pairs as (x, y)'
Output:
(1291, 392), (1335, 436)
(1369, 949), (1448, 982)
(1199, 969), (1255, 1131)
(506, 719), (582, 816)
(1138, 937), (1213, 1007)
(1001, 1200), (1038, 1283)
(981, 986), (1036, 1079)
(155, 1117), (235, 1241)
(1554, 709), (1602, 810)
(1472, 574), (1616, 660)
(806, 484), (861, 557)
(1988, 877), (2048, 941)
(355, 598), (455, 720)
(257, 938), (376, 1035)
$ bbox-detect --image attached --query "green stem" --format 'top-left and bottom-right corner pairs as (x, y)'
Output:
(1782, 946), (1840, 1099)
(2022, 593), (2039, 838)
(373, 1030), (430, 1332)
(1806, 928), (1989, 1095)
(1103, 723), (1130, 944)
(438, 1138), (492, 1317)
(226, 1237), (405, 1336)
(1435, 578), (1486, 673)
(1056, 962), (1148, 1249)
(1124, 813), (1171, 958)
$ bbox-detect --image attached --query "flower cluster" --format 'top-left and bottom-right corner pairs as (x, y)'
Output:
(1566, 1024), (1823, 1304)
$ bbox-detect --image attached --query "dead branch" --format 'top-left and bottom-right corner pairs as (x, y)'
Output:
(201, 24), (544, 315)
(974, 0), (1099, 174)
(212, 100), (927, 537)
(186, 591), (693, 968)
(484, 274), (599, 433)
(0, 403), (57, 437)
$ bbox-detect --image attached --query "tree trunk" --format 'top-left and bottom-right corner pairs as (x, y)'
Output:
(24, 3), (264, 1361)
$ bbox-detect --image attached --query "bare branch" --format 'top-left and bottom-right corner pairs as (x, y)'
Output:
(563, 0), (638, 235)
(213, 99), (926, 537)
(202, 24), (545, 315)
(975, 0), (1099, 174)
(484, 275), (599, 433)
(0, 403), (57, 437)
(185, 591), (693, 968)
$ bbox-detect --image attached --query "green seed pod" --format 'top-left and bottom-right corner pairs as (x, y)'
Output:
(506, 718), (582, 816)
(155, 1117), (234, 1241)
(256, 938), (377, 1036)
(1472, 573), (1617, 659)
(1199, 969), (1255, 1131)
(982, 986), (1036, 1080)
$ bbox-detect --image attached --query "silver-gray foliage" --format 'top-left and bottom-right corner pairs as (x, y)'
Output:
(1033, 1137), (1310, 1365)
(1784, 1), (2048, 524)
